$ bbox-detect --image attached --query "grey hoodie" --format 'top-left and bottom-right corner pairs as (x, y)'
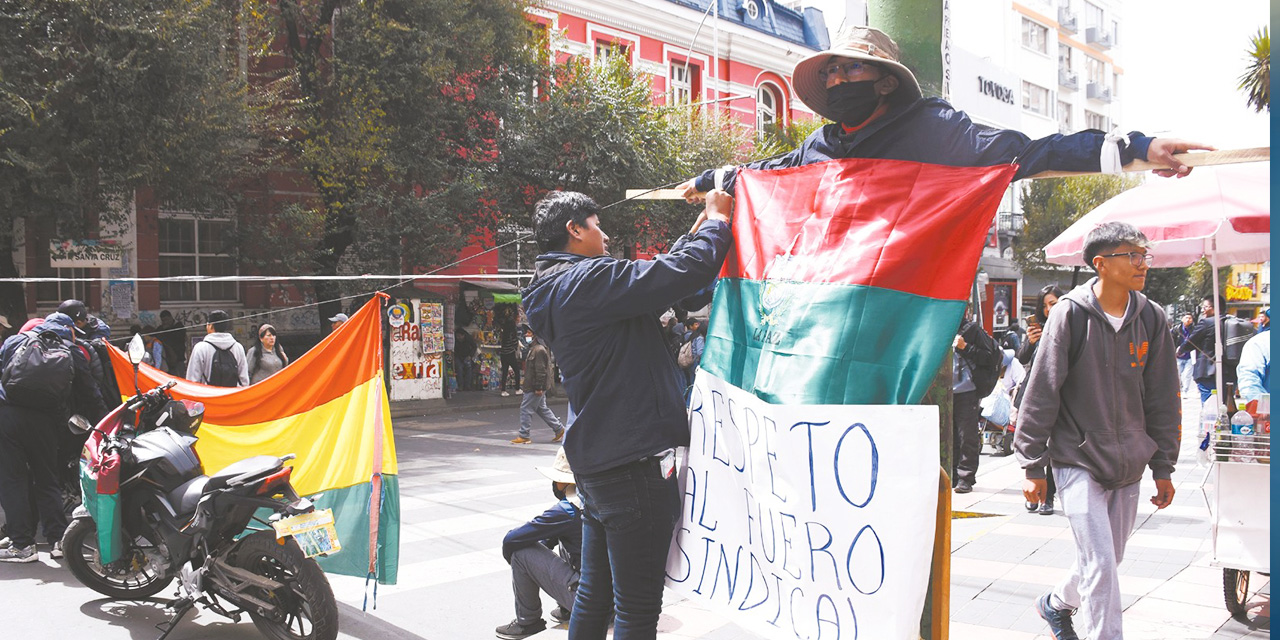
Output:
(1013, 278), (1180, 489)
(186, 332), (249, 387)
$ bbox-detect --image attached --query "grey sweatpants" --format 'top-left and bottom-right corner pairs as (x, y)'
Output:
(1048, 464), (1141, 640)
(511, 544), (579, 624)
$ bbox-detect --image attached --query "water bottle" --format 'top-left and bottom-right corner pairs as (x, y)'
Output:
(1198, 390), (1218, 465)
(1230, 399), (1256, 463)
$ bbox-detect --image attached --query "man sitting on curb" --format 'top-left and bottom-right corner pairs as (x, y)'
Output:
(496, 448), (584, 640)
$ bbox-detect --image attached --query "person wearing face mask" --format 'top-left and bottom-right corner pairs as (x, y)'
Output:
(679, 26), (1211, 201)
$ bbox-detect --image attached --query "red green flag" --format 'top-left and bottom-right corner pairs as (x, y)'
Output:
(702, 157), (1017, 405)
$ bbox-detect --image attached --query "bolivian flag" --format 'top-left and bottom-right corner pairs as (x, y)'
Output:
(702, 158), (1017, 405)
(108, 295), (399, 584)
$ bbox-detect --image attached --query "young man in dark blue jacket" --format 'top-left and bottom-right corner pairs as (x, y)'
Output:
(680, 26), (1210, 200)
(522, 189), (733, 639)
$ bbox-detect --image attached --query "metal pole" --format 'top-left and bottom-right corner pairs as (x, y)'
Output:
(1212, 238), (1225, 400)
(712, 0), (720, 121)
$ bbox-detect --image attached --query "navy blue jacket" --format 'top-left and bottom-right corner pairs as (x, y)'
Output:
(695, 97), (1154, 193)
(0, 312), (107, 420)
(522, 221), (732, 475)
(501, 499), (583, 570)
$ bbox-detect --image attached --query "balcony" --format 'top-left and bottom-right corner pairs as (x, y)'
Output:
(1058, 7), (1079, 34)
(1058, 69), (1079, 90)
(997, 213), (1025, 236)
(1087, 83), (1113, 103)
(1086, 27), (1113, 49)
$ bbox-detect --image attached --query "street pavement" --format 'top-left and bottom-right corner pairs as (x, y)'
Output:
(0, 393), (1268, 639)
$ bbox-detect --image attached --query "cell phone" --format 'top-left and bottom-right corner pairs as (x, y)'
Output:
(1025, 314), (1039, 327)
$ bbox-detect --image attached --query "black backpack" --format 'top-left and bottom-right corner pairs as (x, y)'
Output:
(961, 321), (1001, 397)
(1222, 316), (1256, 362)
(2, 330), (74, 409)
(207, 343), (240, 387)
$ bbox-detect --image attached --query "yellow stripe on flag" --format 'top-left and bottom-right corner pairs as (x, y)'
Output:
(193, 376), (398, 495)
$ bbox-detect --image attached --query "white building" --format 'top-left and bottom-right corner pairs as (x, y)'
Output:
(949, 0), (1126, 326)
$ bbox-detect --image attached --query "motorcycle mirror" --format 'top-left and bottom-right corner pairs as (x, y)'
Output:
(67, 414), (93, 435)
(127, 333), (146, 365)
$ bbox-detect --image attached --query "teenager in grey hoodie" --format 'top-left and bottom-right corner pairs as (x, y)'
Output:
(1013, 222), (1179, 640)
(186, 309), (249, 387)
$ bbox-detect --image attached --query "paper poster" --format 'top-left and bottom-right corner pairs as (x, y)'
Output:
(421, 302), (445, 354)
(666, 370), (939, 640)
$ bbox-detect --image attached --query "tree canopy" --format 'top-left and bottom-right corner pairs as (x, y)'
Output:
(1238, 26), (1270, 113)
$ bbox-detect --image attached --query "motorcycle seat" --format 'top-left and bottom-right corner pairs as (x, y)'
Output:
(205, 455), (284, 492)
(169, 476), (210, 516)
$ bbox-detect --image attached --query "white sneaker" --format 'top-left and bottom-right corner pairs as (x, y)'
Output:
(500, 391), (510, 397)
(50, 541), (63, 559)
(0, 536), (10, 549)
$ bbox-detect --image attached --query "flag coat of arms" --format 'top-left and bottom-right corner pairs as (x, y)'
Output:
(106, 295), (399, 584)
(667, 158), (1015, 639)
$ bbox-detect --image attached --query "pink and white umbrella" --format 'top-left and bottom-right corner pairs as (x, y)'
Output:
(1042, 161), (1270, 397)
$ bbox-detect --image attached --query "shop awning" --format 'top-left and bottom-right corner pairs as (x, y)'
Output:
(460, 279), (520, 292)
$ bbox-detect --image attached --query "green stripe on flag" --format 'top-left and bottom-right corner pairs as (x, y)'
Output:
(79, 461), (123, 564)
(313, 475), (401, 585)
(702, 278), (965, 405)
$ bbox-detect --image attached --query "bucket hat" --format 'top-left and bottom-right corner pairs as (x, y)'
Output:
(792, 25), (922, 122)
(536, 447), (575, 485)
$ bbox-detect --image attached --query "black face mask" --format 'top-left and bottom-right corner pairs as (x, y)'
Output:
(826, 80), (881, 126)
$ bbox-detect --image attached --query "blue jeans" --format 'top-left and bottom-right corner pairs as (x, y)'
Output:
(519, 392), (564, 439)
(569, 456), (680, 640)
(1198, 382), (1214, 404)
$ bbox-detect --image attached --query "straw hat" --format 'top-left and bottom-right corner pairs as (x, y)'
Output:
(536, 447), (575, 485)
(792, 25), (922, 123)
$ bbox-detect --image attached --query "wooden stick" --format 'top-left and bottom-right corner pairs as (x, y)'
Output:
(1027, 146), (1269, 179)
(624, 147), (1270, 199)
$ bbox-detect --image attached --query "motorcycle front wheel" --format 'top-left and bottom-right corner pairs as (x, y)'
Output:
(62, 517), (174, 599)
(227, 530), (338, 640)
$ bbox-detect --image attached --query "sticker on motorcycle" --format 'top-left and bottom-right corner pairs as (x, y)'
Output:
(273, 509), (343, 558)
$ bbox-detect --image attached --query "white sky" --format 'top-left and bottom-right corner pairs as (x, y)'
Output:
(805, 1), (1271, 149)
(1121, 0), (1270, 150)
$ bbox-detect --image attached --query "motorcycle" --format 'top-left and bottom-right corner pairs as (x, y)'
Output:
(62, 334), (339, 640)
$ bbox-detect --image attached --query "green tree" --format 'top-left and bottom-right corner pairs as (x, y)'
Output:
(1012, 174), (1192, 307)
(492, 55), (764, 257)
(243, 0), (535, 326)
(0, 0), (255, 321)
(1239, 26), (1270, 113)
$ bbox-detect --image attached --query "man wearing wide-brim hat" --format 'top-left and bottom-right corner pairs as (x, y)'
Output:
(680, 26), (1211, 198)
(495, 448), (585, 640)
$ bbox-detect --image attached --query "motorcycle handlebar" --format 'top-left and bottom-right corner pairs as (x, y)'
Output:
(124, 380), (179, 411)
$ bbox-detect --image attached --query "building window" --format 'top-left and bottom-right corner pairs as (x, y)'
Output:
(669, 61), (701, 105)
(1058, 44), (1073, 73)
(1021, 18), (1049, 54)
(1085, 109), (1108, 130)
(1057, 100), (1073, 131)
(1085, 55), (1106, 85)
(594, 40), (631, 64)
(35, 266), (87, 305)
(158, 215), (238, 303)
(1111, 19), (1120, 45)
(1022, 81), (1051, 116)
(1084, 1), (1103, 28)
(1112, 72), (1119, 97)
(756, 83), (782, 132)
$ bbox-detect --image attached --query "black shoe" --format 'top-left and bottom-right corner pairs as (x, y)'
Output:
(1025, 501), (1039, 512)
(954, 482), (973, 494)
(549, 605), (571, 624)
(1035, 593), (1078, 640)
(496, 618), (546, 639)
(1039, 501), (1055, 515)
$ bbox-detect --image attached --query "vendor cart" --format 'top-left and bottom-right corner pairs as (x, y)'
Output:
(1206, 430), (1271, 616)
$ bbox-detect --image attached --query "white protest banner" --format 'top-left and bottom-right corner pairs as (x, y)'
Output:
(666, 369), (939, 640)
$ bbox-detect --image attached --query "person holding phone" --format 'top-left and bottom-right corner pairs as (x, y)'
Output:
(1015, 285), (1065, 515)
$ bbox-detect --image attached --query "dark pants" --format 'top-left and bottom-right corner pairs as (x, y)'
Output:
(953, 390), (982, 487)
(570, 456), (680, 640)
(0, 405), (68, 548)
(457, 356), (474, 391)
(499, 352), (521, 391)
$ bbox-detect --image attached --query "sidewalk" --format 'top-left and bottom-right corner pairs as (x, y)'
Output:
(533, 394), (1270, 639)
(389, 388), (565, 420)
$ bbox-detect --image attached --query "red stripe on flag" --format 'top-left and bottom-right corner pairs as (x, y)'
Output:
(724, 158), (1017, 301)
